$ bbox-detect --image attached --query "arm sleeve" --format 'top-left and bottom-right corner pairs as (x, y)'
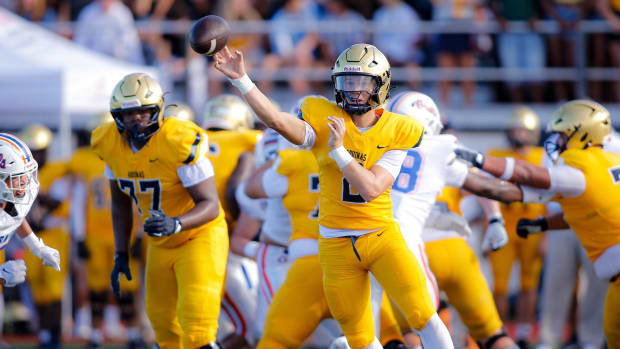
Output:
(521, 164), (585, 203)
(70, 180), (87, 241)
(104, 164), (115, 179)
(300, 121), (316, 149)
(374, 149), (408, 179)
(262, 162), (289, 198)
(177, 157), (215, 187)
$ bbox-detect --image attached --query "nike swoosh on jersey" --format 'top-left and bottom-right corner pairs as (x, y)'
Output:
(377, 145), (387, 149)
(149, 158), (158, 163)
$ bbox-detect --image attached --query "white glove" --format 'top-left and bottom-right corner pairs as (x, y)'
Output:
(425, 211), (472, 237)
(328, 336), (351, 349)
(22, 233), (61, 271)
(482, 218), (509, 252)
(0, 260), (26, 287)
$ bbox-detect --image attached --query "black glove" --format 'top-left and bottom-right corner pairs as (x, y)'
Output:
(454, 144), (485, 168)
(516, 218), (548, 239)
(144, 210), (181, 237)
(77, 241), (90, 260)
(110, 252), (132, 298)
(130, 237), (143, 259)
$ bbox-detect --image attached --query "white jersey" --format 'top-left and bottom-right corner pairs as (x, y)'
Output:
(391, 134), (469, 240)
(0, 189), (36, 249)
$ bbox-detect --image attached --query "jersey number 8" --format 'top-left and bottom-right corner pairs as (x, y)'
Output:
(392, 149), (423, 194)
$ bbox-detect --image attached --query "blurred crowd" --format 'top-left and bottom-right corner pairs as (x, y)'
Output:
(2, 0), (620, 105)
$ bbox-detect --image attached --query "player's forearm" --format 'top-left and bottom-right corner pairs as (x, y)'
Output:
(462, 170), (523, 204)
(111, 202), (133, 253)
(226, 152), (255, 219)
(230, 212), (262, 257)
(477, 196), (503, 220)
(16, 220), (34, 239)
(245, 159), (273, 199)
(242, 88), (306, 145)
(177, 199), (220, 230)
(479, 155), (551, 189)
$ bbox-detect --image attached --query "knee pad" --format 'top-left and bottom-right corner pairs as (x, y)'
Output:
(478, 330), (509, 349)
(117, 293), (135, 322)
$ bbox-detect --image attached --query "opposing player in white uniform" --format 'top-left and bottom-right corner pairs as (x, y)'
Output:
(387, 92), (519, 349)
(0, 134), (61, 291)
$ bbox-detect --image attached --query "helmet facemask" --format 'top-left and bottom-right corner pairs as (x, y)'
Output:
(333, 73), (385, 115)
(111, 105), (161, 144)
(0, 165), (39, 205)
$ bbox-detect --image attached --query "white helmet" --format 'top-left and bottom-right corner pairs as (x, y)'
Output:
(387, 91), (443, 136)
(0, 133), (39, 205)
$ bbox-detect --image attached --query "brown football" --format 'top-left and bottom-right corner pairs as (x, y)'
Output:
(188, 15), (230, 56)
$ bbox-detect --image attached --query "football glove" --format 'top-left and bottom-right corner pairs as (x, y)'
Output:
(144, 210), (182, 237)
(77, 240), (90, 260)
(516, 218), (548, 239)
(0, 260), (26, 287)
(454, 144), (485, 169)
(110, 252), (131, 298)
(482, 217), (509, 252)
(22, 233), (61, 271)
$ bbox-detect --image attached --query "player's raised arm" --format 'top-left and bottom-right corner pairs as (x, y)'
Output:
(214, 47), (306, 145)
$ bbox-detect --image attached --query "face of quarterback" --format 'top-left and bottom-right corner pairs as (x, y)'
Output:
(335, 75), (375, 106)
(120, 108), (156, 134)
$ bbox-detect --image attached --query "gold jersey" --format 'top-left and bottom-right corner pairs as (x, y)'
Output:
(435, 186), (463, 216)
(301, 97), (424, 231)
(488, 147), (546, 235)
(274, 149), (319, 242)
(553, 147), (620, 262)
(68, 147), (114, 242)
(206, 130), (261, 230)
(38, 161), (70, 219)
(91, 118), (225, 248)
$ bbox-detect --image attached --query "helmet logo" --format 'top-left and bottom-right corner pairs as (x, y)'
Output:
(121, 99), (141, 109)
(0, 154), (5, 169)
(343, 65), (362, 72)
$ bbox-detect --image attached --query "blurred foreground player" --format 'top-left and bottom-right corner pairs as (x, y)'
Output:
(92, 73), (228, 349)
(455, 100), (620, 349)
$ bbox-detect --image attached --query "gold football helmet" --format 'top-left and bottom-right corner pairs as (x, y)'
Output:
(164, 102), (195, 122)
(507, 106), (540, 147)
(86, 112), (114, 133)
(18, 124), (52, 151)
(202, 95), (254, 131)
(544, 100), (611, 161)
(109, 73), (165, 142)
(331, 43), (391, 115)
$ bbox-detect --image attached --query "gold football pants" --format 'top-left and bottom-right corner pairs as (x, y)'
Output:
(426, 238), (503, 341)
(145, 223), (228, 349)
(488, 231), (543, 295)
(318, 223), (436, 349)
(25, 228), (69, 304)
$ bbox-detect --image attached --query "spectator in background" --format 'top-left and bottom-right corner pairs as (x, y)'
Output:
(261, 0), (321, 95)
(490, 0), (546, 102)
(372, 0), (422, 88)
(597, 0), (620, 102)
(14, 0), (70, 22)
(73, 0), (145, 65)
(433, 0), (485, 106)
(541, 0), (586, 101)
(319, 0), (367, 63)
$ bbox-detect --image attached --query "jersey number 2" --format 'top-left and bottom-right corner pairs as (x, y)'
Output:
(118, 179), (162, 215)
(392, 150), (423, 193)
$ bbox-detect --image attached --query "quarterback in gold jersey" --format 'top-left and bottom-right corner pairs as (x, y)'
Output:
(92, 73), (228, 349)
(215, 43), (453, 348)
(486, 107), (546, 344)
(456, 100), (620, 349)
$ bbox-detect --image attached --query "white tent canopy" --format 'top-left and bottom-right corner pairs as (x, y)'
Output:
(0, 8), (158, 155)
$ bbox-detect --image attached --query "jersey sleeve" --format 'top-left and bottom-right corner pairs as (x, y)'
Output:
(374, 150), (407, 178)
(299, 97), (327, 149)
(176, 157), (215, 187)
(262, 156), (289, 198)
(167, 121), (210, 166)
(394, 114), (424, 150)
(445, 157), (469, 188)
(90, 122), (116, 162)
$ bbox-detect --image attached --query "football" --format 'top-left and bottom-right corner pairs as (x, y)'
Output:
(188, 15), (230, 56)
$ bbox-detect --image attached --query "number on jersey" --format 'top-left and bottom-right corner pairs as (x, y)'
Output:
(118, 178), (162, 215)
(309, 174), (319, 219)
(609, 166), (620, 184)
(392, 149), (423, 193)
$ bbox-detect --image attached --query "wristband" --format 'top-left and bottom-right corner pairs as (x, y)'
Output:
(22, 233), (43, 253)
(500, 157), (515, 180)
(229, 74), (255, 95)
(173, 218), (182, 234)
(329, 146), (354, 170)
(243, 241), (260, 258)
